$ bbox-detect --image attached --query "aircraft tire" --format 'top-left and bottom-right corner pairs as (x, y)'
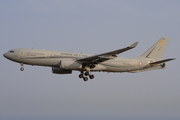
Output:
(85, 71), (90, 76)
(89, 75), (94, 79)
(79, 74), (84, 78)
(20, 67), (24, 71)
(83, 77), (88, 81)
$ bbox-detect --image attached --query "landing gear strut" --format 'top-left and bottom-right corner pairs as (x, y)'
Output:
(20, 63), (24, 71)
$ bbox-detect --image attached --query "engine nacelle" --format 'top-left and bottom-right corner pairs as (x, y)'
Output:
(60, 60), (82, 70)
(52, 67), (72, 74)
(160, 63), (166, 68)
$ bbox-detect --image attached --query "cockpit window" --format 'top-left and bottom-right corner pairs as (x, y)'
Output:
(9, 50), (14, 53)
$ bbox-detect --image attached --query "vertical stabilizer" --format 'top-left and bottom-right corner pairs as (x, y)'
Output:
(138, 37), (171, 61)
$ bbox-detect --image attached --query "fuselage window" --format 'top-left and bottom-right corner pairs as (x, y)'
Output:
(82, 55), (87, 57)
(9, 50), (14, 53)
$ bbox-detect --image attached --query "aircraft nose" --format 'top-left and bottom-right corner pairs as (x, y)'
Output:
(3, 52), (9, 59)
(3, 53), (7, 58)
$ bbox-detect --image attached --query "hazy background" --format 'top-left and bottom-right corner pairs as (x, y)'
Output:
(0, 0), (180, 120)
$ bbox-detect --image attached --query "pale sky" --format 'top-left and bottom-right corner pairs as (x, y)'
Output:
(0, 0), (180, 120)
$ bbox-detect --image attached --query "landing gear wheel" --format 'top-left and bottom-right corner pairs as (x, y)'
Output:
(20, 67), (24, 71)
(83, 77), (88, 81)
(85, 71), (90, 76)
(89, 75), (94, 79)
(79, 74), (84, 78)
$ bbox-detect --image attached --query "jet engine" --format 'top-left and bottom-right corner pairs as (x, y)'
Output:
(52, 67), (72, 74)
(60, 60), (82, 70)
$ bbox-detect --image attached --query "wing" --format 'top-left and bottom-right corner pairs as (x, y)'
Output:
(76, 42), (138, 65)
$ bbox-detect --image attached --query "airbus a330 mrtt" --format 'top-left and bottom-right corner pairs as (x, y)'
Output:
(3, 37), (175, 81)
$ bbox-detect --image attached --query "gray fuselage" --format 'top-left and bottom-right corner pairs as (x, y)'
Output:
(3, 48), (154, 73)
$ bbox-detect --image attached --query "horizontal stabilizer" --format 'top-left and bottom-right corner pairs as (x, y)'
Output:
(149, 58), (176, 66)
(129, 65), (166, 73)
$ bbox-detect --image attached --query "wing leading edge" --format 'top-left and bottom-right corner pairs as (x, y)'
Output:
(76, 42), (138, 64)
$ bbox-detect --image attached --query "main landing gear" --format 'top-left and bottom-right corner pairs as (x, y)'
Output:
(20, 63), (24, 71)
(79, 71), (94, 81)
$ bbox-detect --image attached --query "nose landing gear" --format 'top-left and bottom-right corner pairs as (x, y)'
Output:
(20, 63), (24, 71)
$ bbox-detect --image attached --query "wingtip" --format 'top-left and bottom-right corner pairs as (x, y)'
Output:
(130, 42), (139, 48)
(168, 58), (176, 61)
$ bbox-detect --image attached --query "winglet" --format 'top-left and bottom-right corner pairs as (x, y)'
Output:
(130, 42), (138, 48)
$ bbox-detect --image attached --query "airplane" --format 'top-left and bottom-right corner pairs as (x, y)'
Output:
(3, 37), (175, 81)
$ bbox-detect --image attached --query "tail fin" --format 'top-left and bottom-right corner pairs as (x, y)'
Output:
(138, 37), (171, 61)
